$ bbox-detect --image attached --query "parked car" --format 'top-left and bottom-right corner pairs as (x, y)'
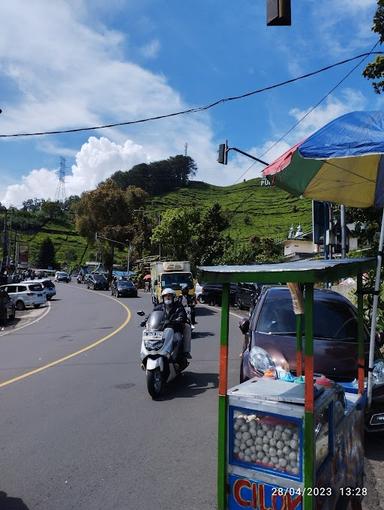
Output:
(197, 283), (238, 306)
(55, 271), (71, 283)
(235, 282), (262, 310)
(111, 278), (138, 298)
(22, 279), (56, 300)
(0, 289), (16, 321)
(1, 282), (47, 310)
(239, 286), (384, 433)
(87, 273), (108, 290)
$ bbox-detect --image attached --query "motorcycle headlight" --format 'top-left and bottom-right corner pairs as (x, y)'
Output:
(373, 360), (384, 386)
(249, 347), (276, 373)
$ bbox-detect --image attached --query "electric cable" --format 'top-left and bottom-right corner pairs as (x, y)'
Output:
(0, 52), (381, 139)
(234, 42), (380, 183)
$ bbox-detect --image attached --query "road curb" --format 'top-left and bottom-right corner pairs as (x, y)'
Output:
(0, 301), (51, 338)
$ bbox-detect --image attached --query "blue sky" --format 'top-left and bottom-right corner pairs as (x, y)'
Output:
(0, 0), (382, 206)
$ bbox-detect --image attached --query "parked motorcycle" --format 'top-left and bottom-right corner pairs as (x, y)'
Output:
(138, 310), (189, 399)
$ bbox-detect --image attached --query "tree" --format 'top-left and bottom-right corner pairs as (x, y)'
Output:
(109, 155), (197, 195)
(35, 237), (56, 268)
(151, 203), (230, 265)
(76, 181), (148, 273)
(151, 208), (199, 260)
(39, 200), (63, 221)
(363, 1), (384, 93)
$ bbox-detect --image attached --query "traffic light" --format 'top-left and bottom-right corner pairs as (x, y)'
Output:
(267, 0), (291, 26)
(218, 141), (228, 165)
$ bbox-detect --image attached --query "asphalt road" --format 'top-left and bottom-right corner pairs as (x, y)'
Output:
(0, 283), (243, 510)
(0, 283), (383, 510)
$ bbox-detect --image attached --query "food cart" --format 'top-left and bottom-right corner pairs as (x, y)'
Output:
(198, 257), (376, 510)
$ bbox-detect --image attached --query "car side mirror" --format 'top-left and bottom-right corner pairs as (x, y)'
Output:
(239, 318), (250, 335)
(137, 310), (146, 316)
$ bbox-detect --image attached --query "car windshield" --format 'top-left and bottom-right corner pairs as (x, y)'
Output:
(118, 280), (133, 287)
(29, 284), (43, 292)
(94, 275), (106, 282)
(57, 272), (68, 277)
(161, 273), (193, 289)
(256, 289), (359, 340)
(43, 281), (55, 288)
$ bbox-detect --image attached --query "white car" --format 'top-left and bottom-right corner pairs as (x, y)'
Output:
(0, 282), (47, 310)
(54, 271), (71, 283)
(22, 279), (56, 300)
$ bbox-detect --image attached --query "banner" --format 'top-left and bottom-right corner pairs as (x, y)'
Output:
(17, 243), (29, 267)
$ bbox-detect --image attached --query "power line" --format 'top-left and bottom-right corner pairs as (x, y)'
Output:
(0, 52), (381, 139)
(229, 42), (379, 235)
(235, 43), (380, 183)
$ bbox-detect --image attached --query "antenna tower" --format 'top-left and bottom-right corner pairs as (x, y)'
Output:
(55, 157), (67, 202)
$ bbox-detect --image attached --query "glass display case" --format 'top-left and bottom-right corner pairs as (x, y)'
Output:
(229, 406), (302, 480)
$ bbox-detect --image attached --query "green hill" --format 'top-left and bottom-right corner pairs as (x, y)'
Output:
(148, 178), (312, 241)
(2, 178), (312, 269)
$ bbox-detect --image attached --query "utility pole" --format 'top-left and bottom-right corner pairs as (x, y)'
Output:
(127, 244), (131, 275)
(340, 205), (347, 258)
(2, 209), (8, 274)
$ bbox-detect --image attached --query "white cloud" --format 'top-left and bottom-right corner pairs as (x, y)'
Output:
(0, 0), (223, 203)
(140, 39), (161, 59)
(288, 89), (367, 140)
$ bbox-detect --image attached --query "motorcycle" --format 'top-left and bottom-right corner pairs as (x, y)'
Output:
(138, 310), (189, 399)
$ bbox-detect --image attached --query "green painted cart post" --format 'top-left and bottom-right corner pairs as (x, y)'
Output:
(198, 257), (376, 510)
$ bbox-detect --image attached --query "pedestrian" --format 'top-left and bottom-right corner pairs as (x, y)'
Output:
(0, 289), (8, 330)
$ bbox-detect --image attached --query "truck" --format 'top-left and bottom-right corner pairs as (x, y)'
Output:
(150, 261), (194, 304)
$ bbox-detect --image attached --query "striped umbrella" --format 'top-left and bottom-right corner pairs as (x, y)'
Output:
(262, 110), (384, 405)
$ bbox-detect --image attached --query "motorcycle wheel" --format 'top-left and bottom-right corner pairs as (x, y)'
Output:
(146, 368), (164, 399)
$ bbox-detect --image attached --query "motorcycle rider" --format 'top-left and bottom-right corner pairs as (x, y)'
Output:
(180, 284), (196, 327)
(153, 288), (192, 359)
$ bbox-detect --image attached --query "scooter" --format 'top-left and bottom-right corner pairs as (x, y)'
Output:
(138, 310), (189, 399)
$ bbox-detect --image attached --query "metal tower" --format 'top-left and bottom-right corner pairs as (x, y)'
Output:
(55, 157), (67, 202)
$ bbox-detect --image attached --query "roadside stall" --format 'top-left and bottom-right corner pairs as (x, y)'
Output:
(198, 257), (376, 510)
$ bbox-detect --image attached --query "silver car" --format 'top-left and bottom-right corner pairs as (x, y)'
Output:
(1, 282), (47, 310)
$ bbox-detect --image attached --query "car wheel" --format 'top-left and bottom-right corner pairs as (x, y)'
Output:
(15, 300), (25, 311)
(33, 304), (41, 309)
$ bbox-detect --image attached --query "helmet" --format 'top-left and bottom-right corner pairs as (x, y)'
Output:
(162, 287), (175, 306)
(161, 288), (176, 298)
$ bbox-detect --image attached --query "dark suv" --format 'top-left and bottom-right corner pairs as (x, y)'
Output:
(239, 286), (384, 433)
(87, 273), (108, 290)
(235, 283), (261, 310)
(111, 278), (137, 298)
(197, 283), (238, 306)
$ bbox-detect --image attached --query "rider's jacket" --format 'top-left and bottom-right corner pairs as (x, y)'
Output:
(153, 301), (187, 333)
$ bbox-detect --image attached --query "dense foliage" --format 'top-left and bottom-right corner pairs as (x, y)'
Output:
(35, 237), (56, 269)
(363, 0), (384, 93)
(109, 155), (197, 195)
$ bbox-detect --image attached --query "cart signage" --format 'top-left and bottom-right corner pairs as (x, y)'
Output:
(228, 475), (302, 509)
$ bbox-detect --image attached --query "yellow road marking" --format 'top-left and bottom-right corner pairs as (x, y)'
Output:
(0, 298), (131, 389)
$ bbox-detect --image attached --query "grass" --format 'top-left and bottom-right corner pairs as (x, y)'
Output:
(148, 178), (312, 241)
(3, 178), (312, 268)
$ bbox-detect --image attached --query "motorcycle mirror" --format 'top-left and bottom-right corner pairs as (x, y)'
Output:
(239, 318), (250, 335)
(137, 310), (146, 316)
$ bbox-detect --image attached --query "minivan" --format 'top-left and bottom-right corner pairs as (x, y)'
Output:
(1, 282), (47, 310)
